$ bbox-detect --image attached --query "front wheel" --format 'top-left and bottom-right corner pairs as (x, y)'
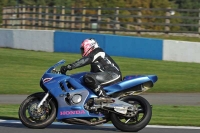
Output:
(110, 95), (152, 132)
(18, 93), (57, 128)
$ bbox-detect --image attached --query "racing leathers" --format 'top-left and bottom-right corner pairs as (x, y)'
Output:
(65, 48), (122, 97)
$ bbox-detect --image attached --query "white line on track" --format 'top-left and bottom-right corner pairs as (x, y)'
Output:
(0, 119), (200, 130)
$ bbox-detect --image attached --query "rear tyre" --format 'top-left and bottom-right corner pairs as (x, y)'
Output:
(110, 95), (152, 132)
(18, 93), (56, 128)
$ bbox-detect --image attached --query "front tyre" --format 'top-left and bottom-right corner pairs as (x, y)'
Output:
(18, 93), (56, 128)
(110, 95), (152, 132)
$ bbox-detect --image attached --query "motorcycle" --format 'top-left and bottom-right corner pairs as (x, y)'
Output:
(18, 60), (158, 132)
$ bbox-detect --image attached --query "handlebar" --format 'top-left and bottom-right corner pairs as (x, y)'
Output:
(51, 68), (61, 74)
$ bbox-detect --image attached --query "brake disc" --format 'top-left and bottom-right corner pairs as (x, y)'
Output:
(28, 102), (46, 119)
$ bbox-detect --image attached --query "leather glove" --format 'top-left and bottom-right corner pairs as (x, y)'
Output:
(60, 64), (72, 74)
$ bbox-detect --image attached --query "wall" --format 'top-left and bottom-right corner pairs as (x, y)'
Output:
(0, 29), (14, 47)
(54, 31), (106, 53)
(0, 29), (54, 52)
(163, 40), (200, 63)
(54, 31), (163, 60)
(0, 29), (200, 63)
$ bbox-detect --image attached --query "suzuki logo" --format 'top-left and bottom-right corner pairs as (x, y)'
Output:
(60, 110), (86, 115)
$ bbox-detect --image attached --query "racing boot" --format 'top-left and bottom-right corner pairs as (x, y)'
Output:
(94, 85), (113, 103)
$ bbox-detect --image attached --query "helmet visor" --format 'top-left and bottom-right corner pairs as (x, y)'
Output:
(80, 47), (84, 56)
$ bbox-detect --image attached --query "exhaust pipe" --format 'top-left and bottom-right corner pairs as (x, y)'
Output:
(63, 118), (107, 126)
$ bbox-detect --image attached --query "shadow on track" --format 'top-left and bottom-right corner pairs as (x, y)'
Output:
(0, 123), (117, 132)
(0, 116), (18, 120)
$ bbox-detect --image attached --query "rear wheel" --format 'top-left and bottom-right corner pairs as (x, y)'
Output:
(110, 95), (152, 132)
(18, 93), (56, 128)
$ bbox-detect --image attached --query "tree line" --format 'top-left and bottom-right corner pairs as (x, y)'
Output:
(1, 0), (199, 8)
(1, 0), (200, 31)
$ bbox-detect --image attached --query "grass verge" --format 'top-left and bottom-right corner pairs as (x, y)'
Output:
(1, 104), (200, 126)
(120, 33), (200, 42)
(150, 105), (200, 126)
(1, 48), (200, 94)
(0, 104), (19, 120)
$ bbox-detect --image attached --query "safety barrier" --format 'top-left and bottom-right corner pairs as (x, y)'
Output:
(0, 29), (200, 63)
(54, 31), (163, 60)
(0, 29), (54, 52)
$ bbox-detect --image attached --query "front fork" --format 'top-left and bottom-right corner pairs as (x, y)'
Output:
(37, 92), (49, 109)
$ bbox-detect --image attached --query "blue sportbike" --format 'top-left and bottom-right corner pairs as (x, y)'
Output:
(18, 60), (158, 132)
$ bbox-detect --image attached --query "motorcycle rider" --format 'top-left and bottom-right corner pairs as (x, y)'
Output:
(60, 38), (122, 98)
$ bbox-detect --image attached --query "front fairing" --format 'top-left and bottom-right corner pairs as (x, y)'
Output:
(40, 60), (102, 119)
(45, 59), (66, 73)
(40, 59), (66, 92)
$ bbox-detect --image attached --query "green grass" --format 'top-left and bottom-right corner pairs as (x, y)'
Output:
(1, 47), (200, 94)
(150, 105), (200, 126)
(97, 31), (200, 42)
(0, 46), (199, 126)
(0, 104), (19, 120)
(118, 33), (200, 42)
(1, 37), (199, 127)
(1, 104), (200, 126)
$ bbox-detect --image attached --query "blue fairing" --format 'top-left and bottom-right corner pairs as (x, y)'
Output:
(104, 75), (158, 95)
(40, 60), (158, 120)
(147, 75), (158, 83)
(41, 61), (100, 119)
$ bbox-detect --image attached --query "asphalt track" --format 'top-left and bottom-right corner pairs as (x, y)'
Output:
(0, 119), (200, 133)
(0, 93), (200, 133)
(0, 93), (200, 106)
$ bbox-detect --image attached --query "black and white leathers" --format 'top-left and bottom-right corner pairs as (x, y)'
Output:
(70, 48), (122, 97)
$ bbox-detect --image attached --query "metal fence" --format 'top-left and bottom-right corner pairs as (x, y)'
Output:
(2, 6), (200, 35)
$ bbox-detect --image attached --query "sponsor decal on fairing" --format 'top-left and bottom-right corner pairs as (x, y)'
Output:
(60, 110), (86, 115)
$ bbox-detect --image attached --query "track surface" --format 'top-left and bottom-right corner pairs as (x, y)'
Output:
(0, 120), (200, 133)
(0, 93), (200, 133)
(0, 93), (200, 106)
